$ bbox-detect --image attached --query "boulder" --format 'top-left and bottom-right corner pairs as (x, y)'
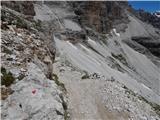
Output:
(1, 63), (65, 120)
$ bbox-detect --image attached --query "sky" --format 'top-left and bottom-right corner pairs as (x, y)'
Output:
(128, 1), (160, 13)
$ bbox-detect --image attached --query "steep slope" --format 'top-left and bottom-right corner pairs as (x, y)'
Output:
(1, 1), (160, 120)
(121, 13), (160, 59)
(54, 30), (160, 105)
(32, 2), (160, 119)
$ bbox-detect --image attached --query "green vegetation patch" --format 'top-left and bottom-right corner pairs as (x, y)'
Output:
(111, 53), (128, 66)
(33, 20), (42, 31)
(15, 18), (28, 29)
(2, 47), (12, 54)
(1, 67), (15, 87)
(52, 73), (66, 91)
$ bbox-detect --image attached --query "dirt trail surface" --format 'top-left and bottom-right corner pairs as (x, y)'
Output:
(53, 62), (129, 120)
(53, 59), (159, 120)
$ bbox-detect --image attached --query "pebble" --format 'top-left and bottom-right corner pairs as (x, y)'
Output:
(20, 68), (27, 72)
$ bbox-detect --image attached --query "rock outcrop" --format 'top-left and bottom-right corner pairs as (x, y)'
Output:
(1, 63), (65, 120)
(1, 3), (67, 120)
(70, 1), (129, 33)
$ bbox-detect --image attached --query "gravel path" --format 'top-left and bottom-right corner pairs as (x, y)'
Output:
(53, 61), (130, 120)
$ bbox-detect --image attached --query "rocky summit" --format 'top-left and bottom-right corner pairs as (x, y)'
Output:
(1, 1), (160, 120)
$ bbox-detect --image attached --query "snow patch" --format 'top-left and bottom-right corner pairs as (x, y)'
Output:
(113, 29), (120, 36)
(79, 44), (91, 53)
(88, 37), (97, 45)
(66, 41), (77, 50)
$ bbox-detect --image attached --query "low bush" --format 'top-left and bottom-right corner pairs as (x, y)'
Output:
(1, 67), (15, 87)
(33, 20), (42, 31)
(15, 18), (28, 29)
(2, 47), (12, 54)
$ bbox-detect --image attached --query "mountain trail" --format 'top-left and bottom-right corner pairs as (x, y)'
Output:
(53, 60), (129, 120)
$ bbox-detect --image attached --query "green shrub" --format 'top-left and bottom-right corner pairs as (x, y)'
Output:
(2, 47), (12, 54)
(51, 74), (69, 119)
(1, 67), (15, 87)
(52, 73), (59, 81)
(64, 110), (70, 120)
(16, 18), (28, 29)
(33, 20), (42, 31)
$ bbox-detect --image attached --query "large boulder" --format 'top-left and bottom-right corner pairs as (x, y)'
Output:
(1, 63), (65, 120)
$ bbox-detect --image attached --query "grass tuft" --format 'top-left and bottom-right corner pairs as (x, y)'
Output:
(52, 73), (66, 91)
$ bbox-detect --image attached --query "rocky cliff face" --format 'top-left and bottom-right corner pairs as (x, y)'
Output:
(66, 1), (160, 59)
(70, 1), (128, 33)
